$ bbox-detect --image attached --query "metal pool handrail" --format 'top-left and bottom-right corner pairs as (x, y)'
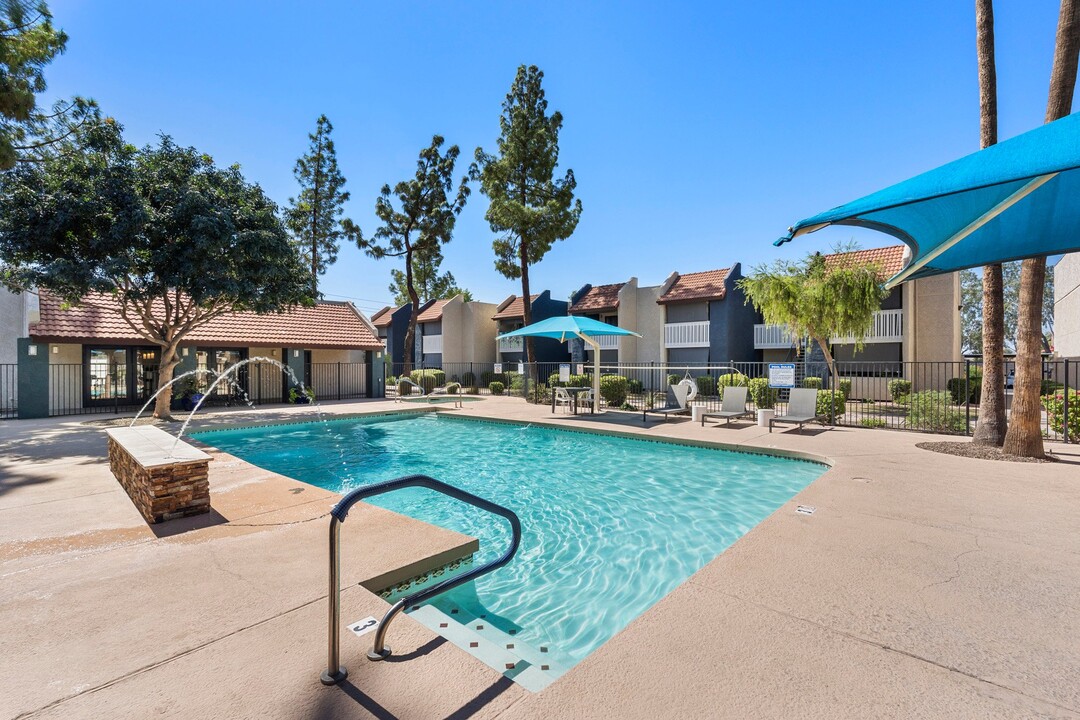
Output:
(396, 378), (426, 398)
(320, 474), (522, 686)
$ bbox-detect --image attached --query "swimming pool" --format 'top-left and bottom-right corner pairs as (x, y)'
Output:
(192, 413), (825, 686)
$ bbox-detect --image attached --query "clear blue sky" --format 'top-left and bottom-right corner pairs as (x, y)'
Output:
(46, 1), (1065, 316)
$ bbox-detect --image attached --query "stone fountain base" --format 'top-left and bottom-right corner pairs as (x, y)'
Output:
(105, 426), (212, 524)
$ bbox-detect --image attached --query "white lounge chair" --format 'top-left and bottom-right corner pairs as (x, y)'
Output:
(770, 388), (820, 433)
(701, 386), (753, 427)
(643, 382), (692, 422)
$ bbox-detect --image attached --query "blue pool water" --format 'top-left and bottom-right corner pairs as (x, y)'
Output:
(192, 413), (824, 671)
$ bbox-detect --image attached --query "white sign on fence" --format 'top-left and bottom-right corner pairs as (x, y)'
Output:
(559, 363), (571, 383)
(493, 363), (503, 374)
(517, 362), (525, 374)
(575, 363), (584, 375)
(768, 363), (796, 389)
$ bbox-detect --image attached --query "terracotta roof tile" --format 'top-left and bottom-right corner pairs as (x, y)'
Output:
(30, 291), (383, 349)
(823, 245), (907, 280)
(492, 295), (539, 320)
(657, 269), (729, 304)
(416, 299), (452, 323)
(370, 306), (394, 328)
(569, 283), (623, 314)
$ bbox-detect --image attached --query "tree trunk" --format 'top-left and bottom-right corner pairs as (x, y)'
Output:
(402, 243), (417, 375)
(1003, 0), (1080, 456)
(1003, 259), (1047, 457)
(519, 236), (534, 365)
(812, 334), (838, 421)
(973, 0), (1007, 446)
(974, 265), (1007, 444)
(153, 342), (182, 421)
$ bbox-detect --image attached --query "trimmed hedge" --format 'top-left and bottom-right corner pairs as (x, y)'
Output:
(816, 390), (846, 420)
(695, 375), (716, 397)
(461, 371), (476, 388)
(716, 372), (748, 400)
(907, 391), (968, 432)
(445, 382), (460, 394)
(627, 378), (643, 394)
(600, 375), (629, 406)
(410, 369), (445, 393)
(802, 376), (823, 390)
(837, 379), (852, 401)
(666, 373), (681, 386)
(397, 378), (413, 396)
(489, 381), (505, 395)
(548, 372), (590, 388)
(747, 378), (777, 409)
(946, 375), (981, 405)
(887, 379), (912, 402)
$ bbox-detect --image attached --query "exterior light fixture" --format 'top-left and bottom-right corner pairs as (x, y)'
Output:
(52, 346), (59, 354)
(293, 350), (300, 358)
(28, 345), (38, 356)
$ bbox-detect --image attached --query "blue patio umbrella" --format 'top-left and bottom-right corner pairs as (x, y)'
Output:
(775, 112), (1080, 288)
(497, 316), (641, 414)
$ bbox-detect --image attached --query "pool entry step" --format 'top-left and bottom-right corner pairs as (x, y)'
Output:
(407, 604), (567, 692)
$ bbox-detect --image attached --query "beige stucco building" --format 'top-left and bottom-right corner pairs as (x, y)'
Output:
(1054, 253), (1080, 357)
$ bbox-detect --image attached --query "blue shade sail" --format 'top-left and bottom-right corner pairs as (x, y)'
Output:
(776, 112), (1080, 287)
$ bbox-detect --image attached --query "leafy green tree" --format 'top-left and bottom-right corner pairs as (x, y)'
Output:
(472, 65), (582, 362)
(0, 124), (311, 419)
(1005, 0), (1079, 458)
(389, 247), (473, 305)
(737, 252), (888, 389)
(360, 135), (469, 373)
(285, 115), (360, 295)
(0, 1), (100, 168)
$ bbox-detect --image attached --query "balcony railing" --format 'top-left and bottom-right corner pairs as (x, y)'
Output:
(585, 334), (621, 351)
(422, 334), (443, 355)
(498, 336), (524, 353)
(832, 309), (904, 344)
(664, 321), (710, 348)
(754, 324), (797, 349)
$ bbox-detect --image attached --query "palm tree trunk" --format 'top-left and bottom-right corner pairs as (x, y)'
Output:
(973, 0), (1007, 446)
(1003, 0), (1080, 457)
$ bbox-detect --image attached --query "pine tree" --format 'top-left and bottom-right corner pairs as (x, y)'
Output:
(388, 246), (472, 305)
(285, 115), (360, 295)
(472, 65), (582, 363)
(360, 135), (469, 373)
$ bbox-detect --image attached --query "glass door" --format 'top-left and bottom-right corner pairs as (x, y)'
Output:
(85, 348), (129, 405)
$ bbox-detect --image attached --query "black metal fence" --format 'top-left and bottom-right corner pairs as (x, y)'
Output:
(1, 363), (15, 419)
(306, 362), (368, 401)
(389, 358), (1078, 441)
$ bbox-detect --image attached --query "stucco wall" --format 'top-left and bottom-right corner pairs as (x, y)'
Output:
(442, 299), (498, 365)
(48, 343), (83, 413)
(632, 283), (665, 364)
(905, 273), (961, 363)
(0, 289), (30, 365)
(1055, 253), (1080, 357)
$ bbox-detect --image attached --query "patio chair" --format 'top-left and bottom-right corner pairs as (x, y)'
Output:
(579, 387), (595, 413)
(700, 386), (753, 427)
(554, 386), (574, 413)
(769, 388), (820, 433)
(643, 382), (692, 423)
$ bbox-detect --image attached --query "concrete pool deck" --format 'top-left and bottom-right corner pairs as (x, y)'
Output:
(1, 397), (1079, 719)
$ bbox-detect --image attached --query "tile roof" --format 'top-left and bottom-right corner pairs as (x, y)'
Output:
(30, 291), (384, 349)
(492, 294), (539, 320)
(569, 283), (623, 314)
(823, 245), (907, 280)
(370, 306), (394, 328)
(657, 269), (730, 304)
(416, 299), (452, 323)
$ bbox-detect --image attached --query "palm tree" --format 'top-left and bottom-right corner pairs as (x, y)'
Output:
(1002, 0), (1080, 457)
(972, 0), (1007, 447)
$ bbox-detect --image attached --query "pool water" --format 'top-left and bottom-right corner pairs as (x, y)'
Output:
(192, 413), (824, 673)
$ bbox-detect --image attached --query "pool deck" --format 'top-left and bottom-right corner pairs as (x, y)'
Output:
(2, 397), (1079, 719)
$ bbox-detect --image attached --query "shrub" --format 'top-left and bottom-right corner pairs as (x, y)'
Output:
(860, 418), (887, 428)
(837, 379), (852, 401)
(747, 378), (777, 409)
(599, 375), (629, 406)
(695, 375), (716, 397)
(802, 376), (823, 389)
(946, 375), (981, 405)
(627, 378), (643, 394)
(887, 379), (912, 402)
(527, 383), (551, 405)
(397, 378), (413, 396)
(465, 385), (480, 395)
(716, 372), (748, 399)
(488, 381), (505, 395)
(480, 370), (497, 387)
(906, 391), (968, 433)
(1042, 379), (1064, 395)
(461, 371), (476, 387)
(508, 372), (525, 393)
(666, 373), (680, 386)
(548, 372), (589, 388)
(445, 382), (460, 394)
(1042, 390), (1080, 439)
(410, 369), (445, 393)
(816, 389), (846, 421)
